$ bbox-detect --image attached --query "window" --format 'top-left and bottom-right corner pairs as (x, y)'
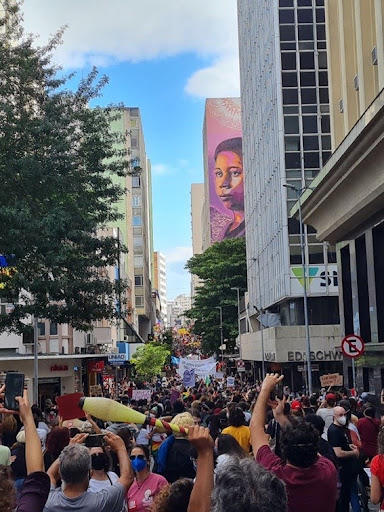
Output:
(134, 256), (143, 267)
(327, 247), (337, 263)
(131, 138), (138, 148)
(280, 0), (293, 5)
(284, 116), (299, 134)
(317, 24), (326, 40)
(280, 25), (296, 41)
(317, 41), (326, 49)
(283, 89), (298, 104)
(322, 151), (332, 164)
(320, 104), (330, 113)
(298, 9), (313, 23)
(321, 136), (331, 150)
(319, 88), (329, 103)
(285, 136), (301, 151)
(133, 237), (143, 248)
(298, 25), (313, 40)
(132, 176), (141, 187)
(288, 217), (301, 234)
(38, 322), (45, 336)
(286, 169), (302, 179)
(281, 42), (296, 50)
(135, 275), (143, 286)
(282, 72), (298, 87)
(290, 245), (302, 264)
(132, 195), (141, 207)
(304, 152), (320, 168)
(309, 244), (324, 264)
(318, 71), (328, 86)
(135, 296), (144, 307)
(133, 227), (142, 235)
(298, 0), (312, 5)
(283, 106), (299, 114)
(301, 88), (317, 104)
(299, 41), (314, 50)
(285, 152), (301, 169)
(130, 108), (139, 116)
(316, 9), (325, 22)
(303, 136), (319, 150)
(130, 120), (137, 128)
(318, 52), (328, 69)
(316, 0), (324, 5)
(300, 52), (315, 69)
(300, 71), (316, 86)
(50, 322), (58, 336)
(302, 105), (317, 113)
(133, 215), (142, 227)
(303, 116), (318, 133)
(282, 53), (296, 70)
(279, 9), (294, 23)
(321, 115), (330, 133)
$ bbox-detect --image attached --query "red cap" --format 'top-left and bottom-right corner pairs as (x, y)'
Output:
(291, 400), (302, 411)
(326, 393), (336, 401)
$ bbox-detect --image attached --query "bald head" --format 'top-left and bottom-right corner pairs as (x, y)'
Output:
(333, 406), (346, 426)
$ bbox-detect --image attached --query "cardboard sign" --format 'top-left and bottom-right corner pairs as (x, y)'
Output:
(132, 389), (152, 402)
(226, 376), (235, 388)
(183, 369), (196, 388)
(56, 392), (85, 421)
(320, 373), (343, 387)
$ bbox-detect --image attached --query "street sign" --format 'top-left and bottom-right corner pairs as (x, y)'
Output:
(236, 360), (245, 372)
(341, 334), (365, 358)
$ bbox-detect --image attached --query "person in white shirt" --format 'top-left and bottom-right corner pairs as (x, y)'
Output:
(88, 446), (119, 493)
(316, 393), (336, 440)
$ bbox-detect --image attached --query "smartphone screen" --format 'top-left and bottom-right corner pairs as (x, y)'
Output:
(85, 434), (105, 448)
(5, 372), (24, 411)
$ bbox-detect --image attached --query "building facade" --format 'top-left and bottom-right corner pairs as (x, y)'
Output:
(296, 0), (384, 394)
(167, 294), (192, 329)
(237, 0), (342, 389)
(153, 251), (167, 325)
(190, 183), (205, 296)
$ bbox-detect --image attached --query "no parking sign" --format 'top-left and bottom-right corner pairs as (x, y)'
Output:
(341, 334), (365, 358)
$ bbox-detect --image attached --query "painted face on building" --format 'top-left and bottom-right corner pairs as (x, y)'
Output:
(214, 151), (244, 212)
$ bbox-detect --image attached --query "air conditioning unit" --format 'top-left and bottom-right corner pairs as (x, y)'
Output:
(372, 46), (378, 65)
(353, 75), (359, 91)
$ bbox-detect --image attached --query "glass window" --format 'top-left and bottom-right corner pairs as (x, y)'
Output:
(283, 106), (299, 114)
(38, 322), (45, 336)
(132, 176), (141, 187)
(281, 42), (296, 50)
(322, 151), (332, 164)
(321, 135), (331, 150)
(316, 9), (325, 22)
(286, 169), (302, 179)
(135, 275), (143, 286)
(279, 9), (294, 23)
(328, 247), (337, 263)
(318, 52), (328, 69)
(300, 71), (316, 86)
(304, 152), (320, 168)
(132, 195), (141, 207)
(284, 116), (299, 133)
(133, 237), (143, 247)
(300, 52), (315, 69)
(302, 105), (317, 113)
(319, 88), (329, 103)
(298, 0), (312, 5)
(135, 295), (144, 307)
(301, 88), (317, 103)
(133, 227), (142, 235)
(321, 115), (330, 132)
(299, 41), (314, 50)
(304, 169), (319, 179)
(288, 217), (301, 234)
(303, 136), (319, 150)
(134, 256), (143, 267)
(282, 72), (298, 87)
(289, 234), (301, 244)
(303, 116), (318, 133)
(285, 152), (301, 168)
(318, 71), (328, 86)
(133, 215), (142, 226)
(316, 0), (324, 5)
(280, 25), (296, 41)
(309, 244), (324, 264)
(317, 41), (326, 49)
(298, 25), (313, 40)
(282, 52), (296, 70)
(298, 9), (313, 23)
(283, 89), (298, 104)
(280, 0), (294, 5)
(320, 104), (330, 113)
(290, 245), (302, 264)
(285, 136), (301, 151)
(50, 322), (58, 336)
(317, 24), (326, 40)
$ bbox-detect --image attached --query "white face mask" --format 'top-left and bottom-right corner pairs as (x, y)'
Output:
(336, 415), (347, 426)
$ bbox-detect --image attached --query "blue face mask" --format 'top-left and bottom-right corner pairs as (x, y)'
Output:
(131, 457), (147, 473)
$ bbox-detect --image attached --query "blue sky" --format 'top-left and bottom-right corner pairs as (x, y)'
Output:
(22, 1), (240, 299)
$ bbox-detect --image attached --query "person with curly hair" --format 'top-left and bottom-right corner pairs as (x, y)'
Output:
(370, 427), (384, 509)
(152, 478), (193, 512)
(0, 465), (15, 512)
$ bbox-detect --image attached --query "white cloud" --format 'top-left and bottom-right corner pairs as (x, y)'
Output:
(21, 0), (240, 99)
(151, 163), (172, 176)
(164, 246), (193, 264)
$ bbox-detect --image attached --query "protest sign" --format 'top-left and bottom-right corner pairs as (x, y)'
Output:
(320, 373), (343, 387)
(226, 376), (235, 387)
(183, 369), (196, 388)
(132, 389), (152, 402)
(56, 392), (85, 421)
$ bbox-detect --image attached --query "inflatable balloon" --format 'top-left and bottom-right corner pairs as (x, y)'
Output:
(79, 397), (188, 435)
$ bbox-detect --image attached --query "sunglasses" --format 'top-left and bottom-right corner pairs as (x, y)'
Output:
(130, 455), (146, 461)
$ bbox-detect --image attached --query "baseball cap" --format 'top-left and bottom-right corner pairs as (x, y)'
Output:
(325, 393), (336, 401)
(291, 400), (302, 411)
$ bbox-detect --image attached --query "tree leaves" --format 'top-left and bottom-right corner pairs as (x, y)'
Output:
(131, 343), (170, 381)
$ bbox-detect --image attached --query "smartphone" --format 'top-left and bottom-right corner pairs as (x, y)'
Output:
(85, 434), (105, 448)
(270, 381), (284, 402)
(5, 372), (24, 411)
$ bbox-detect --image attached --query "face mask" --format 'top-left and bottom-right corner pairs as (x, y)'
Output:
(91, 453), (109, 471)
(337, 415), (347, 426)
(131, 457), (147, 473)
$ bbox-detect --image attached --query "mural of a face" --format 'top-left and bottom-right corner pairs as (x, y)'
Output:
(214, 150), (244, 212)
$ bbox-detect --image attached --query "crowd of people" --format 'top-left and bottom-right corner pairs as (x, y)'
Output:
(0, 373), (384, 512)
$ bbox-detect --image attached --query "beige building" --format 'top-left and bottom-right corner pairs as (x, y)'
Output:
(294, 0), (384, 394)
(153, 252), (167, 325)
(190, 183), (205, 296)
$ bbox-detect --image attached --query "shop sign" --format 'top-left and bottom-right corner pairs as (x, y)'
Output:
(320, 373), (343, 387)
(87, 360), (105, 373)
(108, 353), (128, 366)
(50, 364), (68, 372)
(288, 350), (342, 362)
(291, 265), (338, 295)
(264, 352), (276, 361)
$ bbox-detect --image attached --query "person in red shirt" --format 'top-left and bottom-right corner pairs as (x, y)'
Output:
(250, 373), (337, 512)
(370, 427), (384, 509)
(357, 405), (381, 460)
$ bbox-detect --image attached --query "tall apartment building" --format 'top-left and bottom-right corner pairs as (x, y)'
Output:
(237, 0), (342, 388)
(190, 183), (205, 296)
(109, 108), (154, 341)
(153, 252), (167, 325)
(297, 0), (384, 394)
(167, 294), (192, 329)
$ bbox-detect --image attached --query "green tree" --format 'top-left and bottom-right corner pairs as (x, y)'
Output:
(0, 4), (132, 333)
(185, 237), (247, 355)
(131, 343), (170, 381)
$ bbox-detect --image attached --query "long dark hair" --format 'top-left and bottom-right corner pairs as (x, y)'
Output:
(217, 434), (247, 458)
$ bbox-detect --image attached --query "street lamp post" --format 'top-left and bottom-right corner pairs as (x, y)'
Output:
(215, 306), (224, 362)
(251, 257), (266, 380)
(230, 287), (241, 352)
(283, 183), (312, 395)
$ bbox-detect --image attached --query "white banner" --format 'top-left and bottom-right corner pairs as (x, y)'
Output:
(132, 390), (152, 402)
(177, 357), (217, 378)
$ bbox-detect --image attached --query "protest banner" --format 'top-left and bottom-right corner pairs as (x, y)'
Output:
(320, 373), (343, 387)
(183, 369), (196, 388)
(177, 357), (217, 378)
(132, 389), (152, 402)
